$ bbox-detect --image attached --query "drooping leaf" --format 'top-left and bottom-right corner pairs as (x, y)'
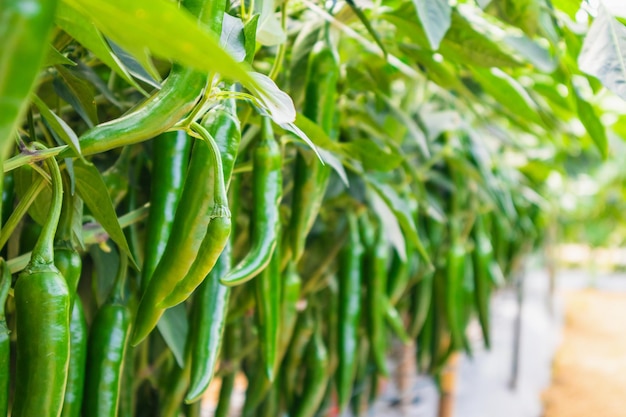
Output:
(340, 139), (403, 172)
(249, 72), (295, 124)
(62, 0), (260, 91)
(368, 189), (407, 261)
(221, 14), (246, 63)
(346, 0), (388, 56)
(412, 0), (451, 49)
(106, 40), (161, 89)
(579, 5), (626, 102)
(572, 86), (608, 159)
(55, 2), (151, 94)
(53, 65), (99, 127)
(255, 0), (287, 46)
(74, 159), (139, 269)
(243, 14), (260, 65)
(14, 165), (52, 226)
(31, 95), (82, 158)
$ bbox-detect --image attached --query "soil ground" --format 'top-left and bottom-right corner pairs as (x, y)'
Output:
(542, 290), (626, 417)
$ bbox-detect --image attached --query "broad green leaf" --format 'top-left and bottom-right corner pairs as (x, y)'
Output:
(89, 243), (120, 306)
(31, 96), (82, 158)
(572, 86), (608, 158)
(469, 67), (544, 126)
(62, 0), (260, 92)
(221, 14), (246, 62)
(249, 72), (296, 124)
(340, 139), (403, 172)
(74, 159), (139, 269)
(157, 305), (189, 367)
(255, 0), (287, 46)
(53, 65), (99, 127)
(445, 8), (523, 68)
(579, 5), (626, 102)
(243, 15), (260, 65)
(55, 2), (151, 94)
(412, 0), (451, 49)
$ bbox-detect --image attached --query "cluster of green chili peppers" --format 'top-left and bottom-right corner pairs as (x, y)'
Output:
(0, 0), (549, 415)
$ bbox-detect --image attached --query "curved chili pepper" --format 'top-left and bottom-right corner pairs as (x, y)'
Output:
(60, 298), (88, 417)
(141, 130), (191, 292)
(0, 260), (11, 416)
(221, 117), (282, 286)
(82, 254), (132, 417)
(133, 123), (231, 344)
(214, 321), (240, 417)
(12, 144), (70, 417)
(288, 42), (340, 262)
(337, 212), (364, 413)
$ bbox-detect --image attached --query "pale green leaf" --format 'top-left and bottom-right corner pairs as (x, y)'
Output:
(579, 5), (626, 102)
(573, 86), (608, 158)
(157, 305), (189, 368)
(62, 0), (260, 91)
(31, 96), (82, 158)
(412, 0), (451, 49)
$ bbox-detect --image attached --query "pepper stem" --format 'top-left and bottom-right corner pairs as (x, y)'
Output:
(30, 143), (63, 265)
(190, 122), (229, 212)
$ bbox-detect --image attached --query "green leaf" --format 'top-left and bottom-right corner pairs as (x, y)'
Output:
(53, 65), (99, 127)
(243, 15), (260, 65)
(14, 165), (52, 226)
(55, 2), (151, 94)
(255, 0), (286, 46)
(221, 14), (246, 63)
(579, 5), (626, 102)
(31, 95), (83, 158)
(249, 72), (295, 124)
(61, 0), (259, 91)
(106, 40), (161, 89)
(551, 0), (582, 20)
(367, 177), (431, 265)
(573, 86), (608, 159)
(346, 0), (388, 57)
(74, 159), (139, 269)
(469, 67), (544, 126)
(340, 139), (403, 172)
(368, 189), (407, 260)
(89, 243), (119, 306)
(44, 46), (76, 67)
(412, 0), (451, 49)
(157, 305), (189, 368)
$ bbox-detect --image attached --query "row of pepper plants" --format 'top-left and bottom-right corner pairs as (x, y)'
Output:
(1, 0), (624, 416)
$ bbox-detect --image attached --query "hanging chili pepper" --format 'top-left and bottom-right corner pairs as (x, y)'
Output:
(221, 117), (282, 286)
(82, 253), (132, 417)
(60, 298), (88, 417)
(337, 212), (363, 413)
(288, 42), (340, 262)
(12, 143), (70, 417)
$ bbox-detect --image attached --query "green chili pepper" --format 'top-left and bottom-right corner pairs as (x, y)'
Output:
(132, 122), (230, 344)
(292, 318), (329, 417)
(0, 260), (11, 417)
(12, 144), (70, 417)
(185, 243), (231, 403)
(141, 131), (191, 292)
(82, 254), (132, 417)
(0, 0), (58, 157)
(255, 240), (281, 381)
(60, 298), (87, 417)
(363, 220), (388, 376)
(337, 212), (363, 413)
(409, 268), (434, 339)
(472, 215), (493, 348)
(221, 117), (282, 286)
(54, 172), (82, 306)
(283, 309), (314, 408)
(288, 42), (339, 262)
(242, 259), (301, 414)
(446, 235), (466, 350)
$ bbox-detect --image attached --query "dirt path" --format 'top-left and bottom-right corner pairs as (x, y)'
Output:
(542, 289), (626, 417)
